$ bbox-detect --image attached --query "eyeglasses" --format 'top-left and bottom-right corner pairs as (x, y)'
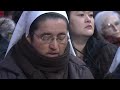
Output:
(34, 33), (69, 44)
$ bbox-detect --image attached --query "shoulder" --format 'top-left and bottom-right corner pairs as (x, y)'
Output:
(94, 37), (118, 51)
(106, 47), (120, 78)
(99, 42), (118, 58)
(69, 54), (86, 66)
(0, 51), (26, 79)
(88, 37), (118, 56)
(68, 54), (94, 79)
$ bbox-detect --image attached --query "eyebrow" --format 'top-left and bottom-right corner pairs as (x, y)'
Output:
(57, 33), (66, 36)
(40, 32), (66, 37)
(41, 33), (52, 36)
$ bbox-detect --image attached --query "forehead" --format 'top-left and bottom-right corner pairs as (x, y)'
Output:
(36, 18), (68, 34)
(70, 11), (93, 14)
(105, 15), (119, 24)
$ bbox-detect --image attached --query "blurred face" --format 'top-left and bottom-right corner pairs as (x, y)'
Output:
(69, 11), (94, 37)
(102, 15), (120, 38)
(28, 18), (68, 58)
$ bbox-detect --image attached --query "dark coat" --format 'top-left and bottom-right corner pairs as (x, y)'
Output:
(0, 49), (94, 79)
(84, 36), (118, 79)
(0, 35), (9, 61)
(108, 64), (120, 79)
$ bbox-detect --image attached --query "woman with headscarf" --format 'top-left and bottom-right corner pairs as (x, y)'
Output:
(0, 11), (93, 79)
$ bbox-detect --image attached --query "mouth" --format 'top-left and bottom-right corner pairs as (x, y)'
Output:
(85, 25), (92, 29)
(112, 32), (120, 37)
(47, 53), (59, 57)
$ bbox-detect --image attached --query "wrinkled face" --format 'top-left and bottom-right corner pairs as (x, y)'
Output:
(29, 18), (68, 58)
(69, 11), (94, 37)
(102, 15), (120, 38)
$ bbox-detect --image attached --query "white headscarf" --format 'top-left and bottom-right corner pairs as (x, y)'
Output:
(6, 11), (76, 56)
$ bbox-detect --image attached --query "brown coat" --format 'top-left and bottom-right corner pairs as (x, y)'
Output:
(0, 50), (94, 79)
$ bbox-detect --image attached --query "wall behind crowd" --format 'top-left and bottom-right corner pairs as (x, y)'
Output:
(0, 11), (4, 17)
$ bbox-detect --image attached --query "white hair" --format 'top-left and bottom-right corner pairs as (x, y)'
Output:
(0, 17), (16, 39)
(95, 11), (120, 35)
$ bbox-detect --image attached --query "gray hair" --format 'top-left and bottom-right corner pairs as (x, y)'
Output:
(0, 17), (16, 41)
(95, 11), (120, 35)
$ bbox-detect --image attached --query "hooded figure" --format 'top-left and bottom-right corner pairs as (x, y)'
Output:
(0, 11), (93, 79)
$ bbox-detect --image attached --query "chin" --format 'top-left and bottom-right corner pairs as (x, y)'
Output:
(85, 32), (94, 37)
(113, 34), (120, 38)
(85, 29), (94, 35)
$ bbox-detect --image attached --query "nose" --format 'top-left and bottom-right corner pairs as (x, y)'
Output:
(49, 39), (59, 51)
(85, 15), (91, 23)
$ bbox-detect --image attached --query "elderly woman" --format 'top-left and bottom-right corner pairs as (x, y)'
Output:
(67, 11), (119, 79)
(0, 11), (93, 79)
(95, 11), (120, 46)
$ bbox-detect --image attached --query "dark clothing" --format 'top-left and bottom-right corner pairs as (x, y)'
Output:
(104, 47), (120, 79)
(84, 36), (118, 79)
(108, 64), (120, 79)
(0, 35), (9, 61)
(0, 36), (93, 79)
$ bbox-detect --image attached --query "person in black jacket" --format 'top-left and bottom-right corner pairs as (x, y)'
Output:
(0, 11), (93, 79)
(66, 11), (119, 79)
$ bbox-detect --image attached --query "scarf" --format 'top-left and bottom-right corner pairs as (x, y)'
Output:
(11, 35), (69, 79)
(104, 36), (120, 46)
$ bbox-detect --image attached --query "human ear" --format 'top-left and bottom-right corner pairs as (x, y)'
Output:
(26, 35), (32, 44)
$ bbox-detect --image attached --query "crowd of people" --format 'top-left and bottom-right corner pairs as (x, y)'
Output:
(0, 11), (120, 79)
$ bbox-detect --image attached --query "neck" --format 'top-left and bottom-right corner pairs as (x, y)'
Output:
(71, 34), (89, 52)
(71, 34), (90, 59)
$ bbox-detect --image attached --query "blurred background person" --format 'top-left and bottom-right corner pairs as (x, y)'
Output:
(0, 17), (15, 61)
(0, 17), (16, 42)
(95, 11), (120, 46)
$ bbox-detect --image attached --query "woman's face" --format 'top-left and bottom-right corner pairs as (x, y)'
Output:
(102, 15), (120, 38)
(27, 18), (68, 58)
(69, 11), (94, 37)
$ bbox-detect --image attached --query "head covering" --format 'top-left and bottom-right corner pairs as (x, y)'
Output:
(6, 11), (76, 56)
